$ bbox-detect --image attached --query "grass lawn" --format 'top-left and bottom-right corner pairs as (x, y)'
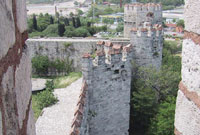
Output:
(54, 72), (82, 89)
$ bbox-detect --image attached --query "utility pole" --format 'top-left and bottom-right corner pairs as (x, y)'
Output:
(92, 0), (96, 19)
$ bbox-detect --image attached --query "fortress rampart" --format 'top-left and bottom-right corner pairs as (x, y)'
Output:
(130, 24), (163, 69)
(174, 0), (200, 134)
(124, 3), (162, 38)
(70, 41), (133, 135)
(0, 0), (35, 134)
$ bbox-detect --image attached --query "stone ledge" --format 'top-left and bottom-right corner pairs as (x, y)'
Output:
(184, 31), (200, 45)
(179, 81), (200, 109)
(174, 127), (182, 135)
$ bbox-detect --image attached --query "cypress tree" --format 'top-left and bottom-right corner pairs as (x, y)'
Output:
(87, 22), (91, 27)
(33, 15), (38, 30)
(76, 17), (81, 28)
(58, 23), (65, 37)
(64, 18), (69, 26)
(50, 16), (54, 24)
(72, 17), (76, 28)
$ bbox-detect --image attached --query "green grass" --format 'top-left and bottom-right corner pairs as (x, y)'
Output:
(54, 72), (82, 89)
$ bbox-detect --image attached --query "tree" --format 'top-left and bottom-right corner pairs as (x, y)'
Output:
(176, 19), (185, 28)
(72, 17), (76, 28)
(32, 55), (49, 75)
(70, 12), (74, 18)
(76, 17), (81, 28)
(64, 18), (69, 26)
(33, 15), (38, 30)
(148, 97), (176, 135)
(58, 23), (65, 37)
(77, 9), (84, 16)
(50, 16), (54, 24)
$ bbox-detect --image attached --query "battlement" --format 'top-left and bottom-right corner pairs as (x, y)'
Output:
(82, 41), (133, 66)
(70, 81), (88, 135)
(124, 3), (162, 11)
(130, 24), (163, 37)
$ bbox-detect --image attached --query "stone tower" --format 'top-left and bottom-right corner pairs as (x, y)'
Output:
(130, 23), (163, 69)
(78, 42), (133, 135)
(0, 0), (35, 134)
(124, 3), (162, 38)
(174, 0), (200, 134)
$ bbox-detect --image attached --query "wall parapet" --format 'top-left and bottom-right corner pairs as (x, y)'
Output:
(70, 80), (89, 135)
(124, 3), (162, 11)
(82, 41), (133, 66)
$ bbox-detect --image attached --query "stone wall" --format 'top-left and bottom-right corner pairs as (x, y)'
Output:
(0, 0), (35, 135)
(70, 41), (133, 135)
(174, 0), (200, 134)
(130, 23), (163, 70)
(124, 3), (162, 38)
(27, 38), (130, 71)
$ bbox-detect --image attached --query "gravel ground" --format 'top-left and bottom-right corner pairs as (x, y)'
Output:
(35, 78), (82, 135)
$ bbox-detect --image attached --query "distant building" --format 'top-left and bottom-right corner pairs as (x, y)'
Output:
(131, 0), (137, 3)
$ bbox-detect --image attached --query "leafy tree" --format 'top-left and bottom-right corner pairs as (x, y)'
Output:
(70, 12), (74, 18)
(64, 26), (75, 37)
(33, 14), (38, 30)
(32, 55), (49, 75)
(77, 9), (84, 16)
(116, 23), (124, 32)
(58, 23), (65, 37)
(148, 97), (176, 135)
(43, 24), (59, 37)
(74, 27), (90, 37)
(176, 19), (185, 28)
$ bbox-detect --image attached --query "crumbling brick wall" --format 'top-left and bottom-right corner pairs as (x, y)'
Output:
(0, 0), (35, 134)
(174, 0), (200, 134)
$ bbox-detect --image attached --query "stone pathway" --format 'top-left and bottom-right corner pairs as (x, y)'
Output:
(35, 78), (82, 135)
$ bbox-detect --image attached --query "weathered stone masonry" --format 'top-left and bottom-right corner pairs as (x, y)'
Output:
(130, 23), (163, 70)
(70, 41), (133, 135)
(124, 3), (162, 38)
(0, 0), (35, 134)
(174, 0), (200, 134)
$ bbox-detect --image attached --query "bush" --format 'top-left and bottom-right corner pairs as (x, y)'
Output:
(32, 55), (49, 75)
(35, 89), (58, 110)
(42, 24), (59, 37)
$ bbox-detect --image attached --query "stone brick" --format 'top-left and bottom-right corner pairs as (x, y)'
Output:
(15, 49), (32, 129)
(184, 0), (200, 34)
(0, 0), (16, 59)
(175, 90), (200, 135)
(16, 0), (27, 33)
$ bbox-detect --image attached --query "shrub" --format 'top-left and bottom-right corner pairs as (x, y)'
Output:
(43, 24), (58, 37)
(35, 89), (58, 110)
(32, 55), (49, 75)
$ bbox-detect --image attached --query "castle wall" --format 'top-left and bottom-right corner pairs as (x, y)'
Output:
(27, 38), (130, 71)
(174, 0), (200, 134)
(70, 42), (133, 135)
(0, 0), (35, 134)
(124, 3), (162, 38)
(130, 26), (163, 69)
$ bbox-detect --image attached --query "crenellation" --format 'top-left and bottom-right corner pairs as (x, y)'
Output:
(124, 2), (162, 38)
(72, 41), (133, 135)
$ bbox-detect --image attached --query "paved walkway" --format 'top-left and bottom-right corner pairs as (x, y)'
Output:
(36, 78), (82, 135)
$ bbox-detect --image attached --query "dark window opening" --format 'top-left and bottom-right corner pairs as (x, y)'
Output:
(121, 65), (125, 68)
(114, 70), (119, 74)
